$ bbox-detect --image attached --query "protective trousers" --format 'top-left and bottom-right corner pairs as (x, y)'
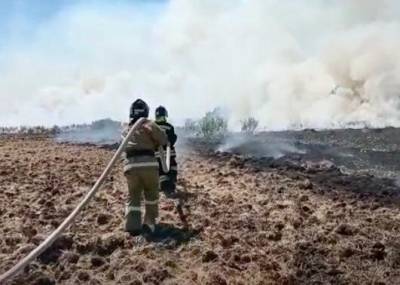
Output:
(159, 156), (177, 194)
(124, 168), (159, 232)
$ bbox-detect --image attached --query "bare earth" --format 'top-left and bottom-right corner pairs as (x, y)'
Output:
(1, 134), (400, 284)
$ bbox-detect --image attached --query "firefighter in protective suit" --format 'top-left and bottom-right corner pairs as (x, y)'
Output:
(121, 99), (167, 235)
(155, 106), (178, 196)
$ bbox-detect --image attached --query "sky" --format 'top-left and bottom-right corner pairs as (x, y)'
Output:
(0, 0), (165, 49)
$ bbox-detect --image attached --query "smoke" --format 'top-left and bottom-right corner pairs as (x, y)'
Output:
(55, 118), (122, 145)
(218, 134), (305, 159)
(1, 0), (400, 129)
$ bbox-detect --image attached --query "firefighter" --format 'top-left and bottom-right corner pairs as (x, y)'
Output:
(155, 106), (178, 196)
(121, 99), (167, 235)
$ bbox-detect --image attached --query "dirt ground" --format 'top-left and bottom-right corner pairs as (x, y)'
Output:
(1, 134), (400, 284)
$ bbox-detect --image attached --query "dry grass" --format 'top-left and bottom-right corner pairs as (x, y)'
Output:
(0, 136), (400, 284)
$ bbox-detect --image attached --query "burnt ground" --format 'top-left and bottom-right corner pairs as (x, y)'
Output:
(0, 128), (400, 284)
(219, 127), (400, 179)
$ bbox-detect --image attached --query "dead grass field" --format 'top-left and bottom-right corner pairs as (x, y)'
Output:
(1, 135), (400, 284)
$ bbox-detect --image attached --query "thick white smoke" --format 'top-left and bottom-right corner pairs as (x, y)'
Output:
(0, 0), (400, 129)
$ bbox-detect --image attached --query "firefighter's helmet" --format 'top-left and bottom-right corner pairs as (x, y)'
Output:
(130, 99), (149, 120)
(155, 106), (168, 119)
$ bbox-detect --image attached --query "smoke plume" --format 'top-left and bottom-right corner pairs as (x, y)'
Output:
(1, 0), (400, 129)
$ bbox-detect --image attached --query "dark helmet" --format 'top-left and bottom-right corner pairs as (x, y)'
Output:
(130, 99), (149, 121)
(155, 106), (168, 118)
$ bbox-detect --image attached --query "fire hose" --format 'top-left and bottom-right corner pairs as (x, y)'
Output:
(0, 118), (156, 283)
(159, 144), (171, 173)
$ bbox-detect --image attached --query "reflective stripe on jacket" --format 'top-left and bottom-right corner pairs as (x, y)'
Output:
(121, 119), (167, 172)
(155, 148), (177, 158)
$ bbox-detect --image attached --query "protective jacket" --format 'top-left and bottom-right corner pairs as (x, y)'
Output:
(121, 119), (167, 173)
(155, 121), (177, 153)
(155, 121), (178, 193)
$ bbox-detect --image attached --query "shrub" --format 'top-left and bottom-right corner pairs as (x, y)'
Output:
(241, 117), (259, 134)
(50, 125), (61, 135)
(91, 119), (120, 130)
(197, 108), (228, 140)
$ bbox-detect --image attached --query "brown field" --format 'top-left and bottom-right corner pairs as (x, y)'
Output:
(1, 134), (400, 284)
